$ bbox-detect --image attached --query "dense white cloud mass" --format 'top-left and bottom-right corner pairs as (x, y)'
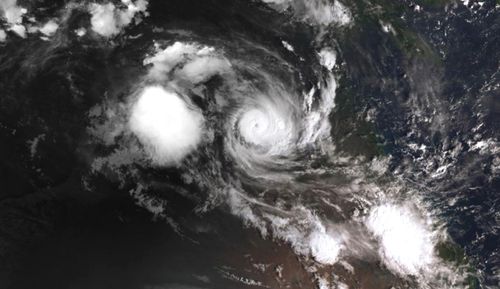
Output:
(81, 2), (483, 287)
(38, 20), (59, 36)
(318, 48), (337, 71)
(119, 0), (148, 24)
(144, 42), (198, 80)
(75, 28), (87, 37)
(10, 24), (26, 37)
(0, 1), (63, 40)
(257, 206), (345, 266)
(89, 41), (227, 169)
(129, 86), (204, 166)
(366, 204), (435, 276)
(330, 0), (352, 26)
(144, 42), (231, 83)
(238, 102), (295, 155)
(261, 0), (352, 26)
(262, 0), (291, 4)
(302, 0), (351, 26)
(0, 29), (6, 42)
(0, 0), (27, 39)
(0, 0), (26, 25)
(90, 3), (119, 37)
(89, 0), (148, 37)
(309, 228), (343, 265)
(0, 0), (149, 40)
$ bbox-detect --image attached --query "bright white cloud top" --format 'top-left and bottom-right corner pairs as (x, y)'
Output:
(129, 86), (204, 166)
(318, 48), (337, 71)
(309, 228), (343, 265)
(38, 20), (59, 36)
(238, 102), (295, 155)
(90, 3), (120, 37)
(89, 0), (148, 37)
(366, 203), (435, 276)
(0, 0), (26, 25)
(0, 29), (6, 42)
(261, 0), (352, 26)
(0, 0), (27, 38)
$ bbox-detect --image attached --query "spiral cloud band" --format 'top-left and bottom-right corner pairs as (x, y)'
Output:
(84, 1), (483, 287)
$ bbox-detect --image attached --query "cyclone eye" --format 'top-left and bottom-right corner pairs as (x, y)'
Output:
(238, 109), (273, 147)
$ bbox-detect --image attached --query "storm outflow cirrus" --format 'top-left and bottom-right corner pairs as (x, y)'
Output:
(1, 0), (499, 287)
(74, 0), (500, 288)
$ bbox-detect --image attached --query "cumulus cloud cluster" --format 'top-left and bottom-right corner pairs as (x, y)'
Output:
(89, 0), (148, 37)
(261, 0), (352, 26)
(144, 41), (232, 84)
(90, 41), (230, 169)
(0, 0), (25, 24)
(37, 20), (59, 37)
(0, 0), (27, 38)
(237, 98), (297, 157)
(129, 86), (204, 166)
(0, 0), (146, 41)
(0, 29), (6, 42)
(318, 48), (337, 71)
(309, 226), (343, 264)
(126, 41), (233, 165)
(246, 204), (345, 266)
(0, 0), (61, 41)
(299, 48), (338, 146)
(366, 203), (436, 276)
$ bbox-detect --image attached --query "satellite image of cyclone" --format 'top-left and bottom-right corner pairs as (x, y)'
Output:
(0, 0), (499, 288)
